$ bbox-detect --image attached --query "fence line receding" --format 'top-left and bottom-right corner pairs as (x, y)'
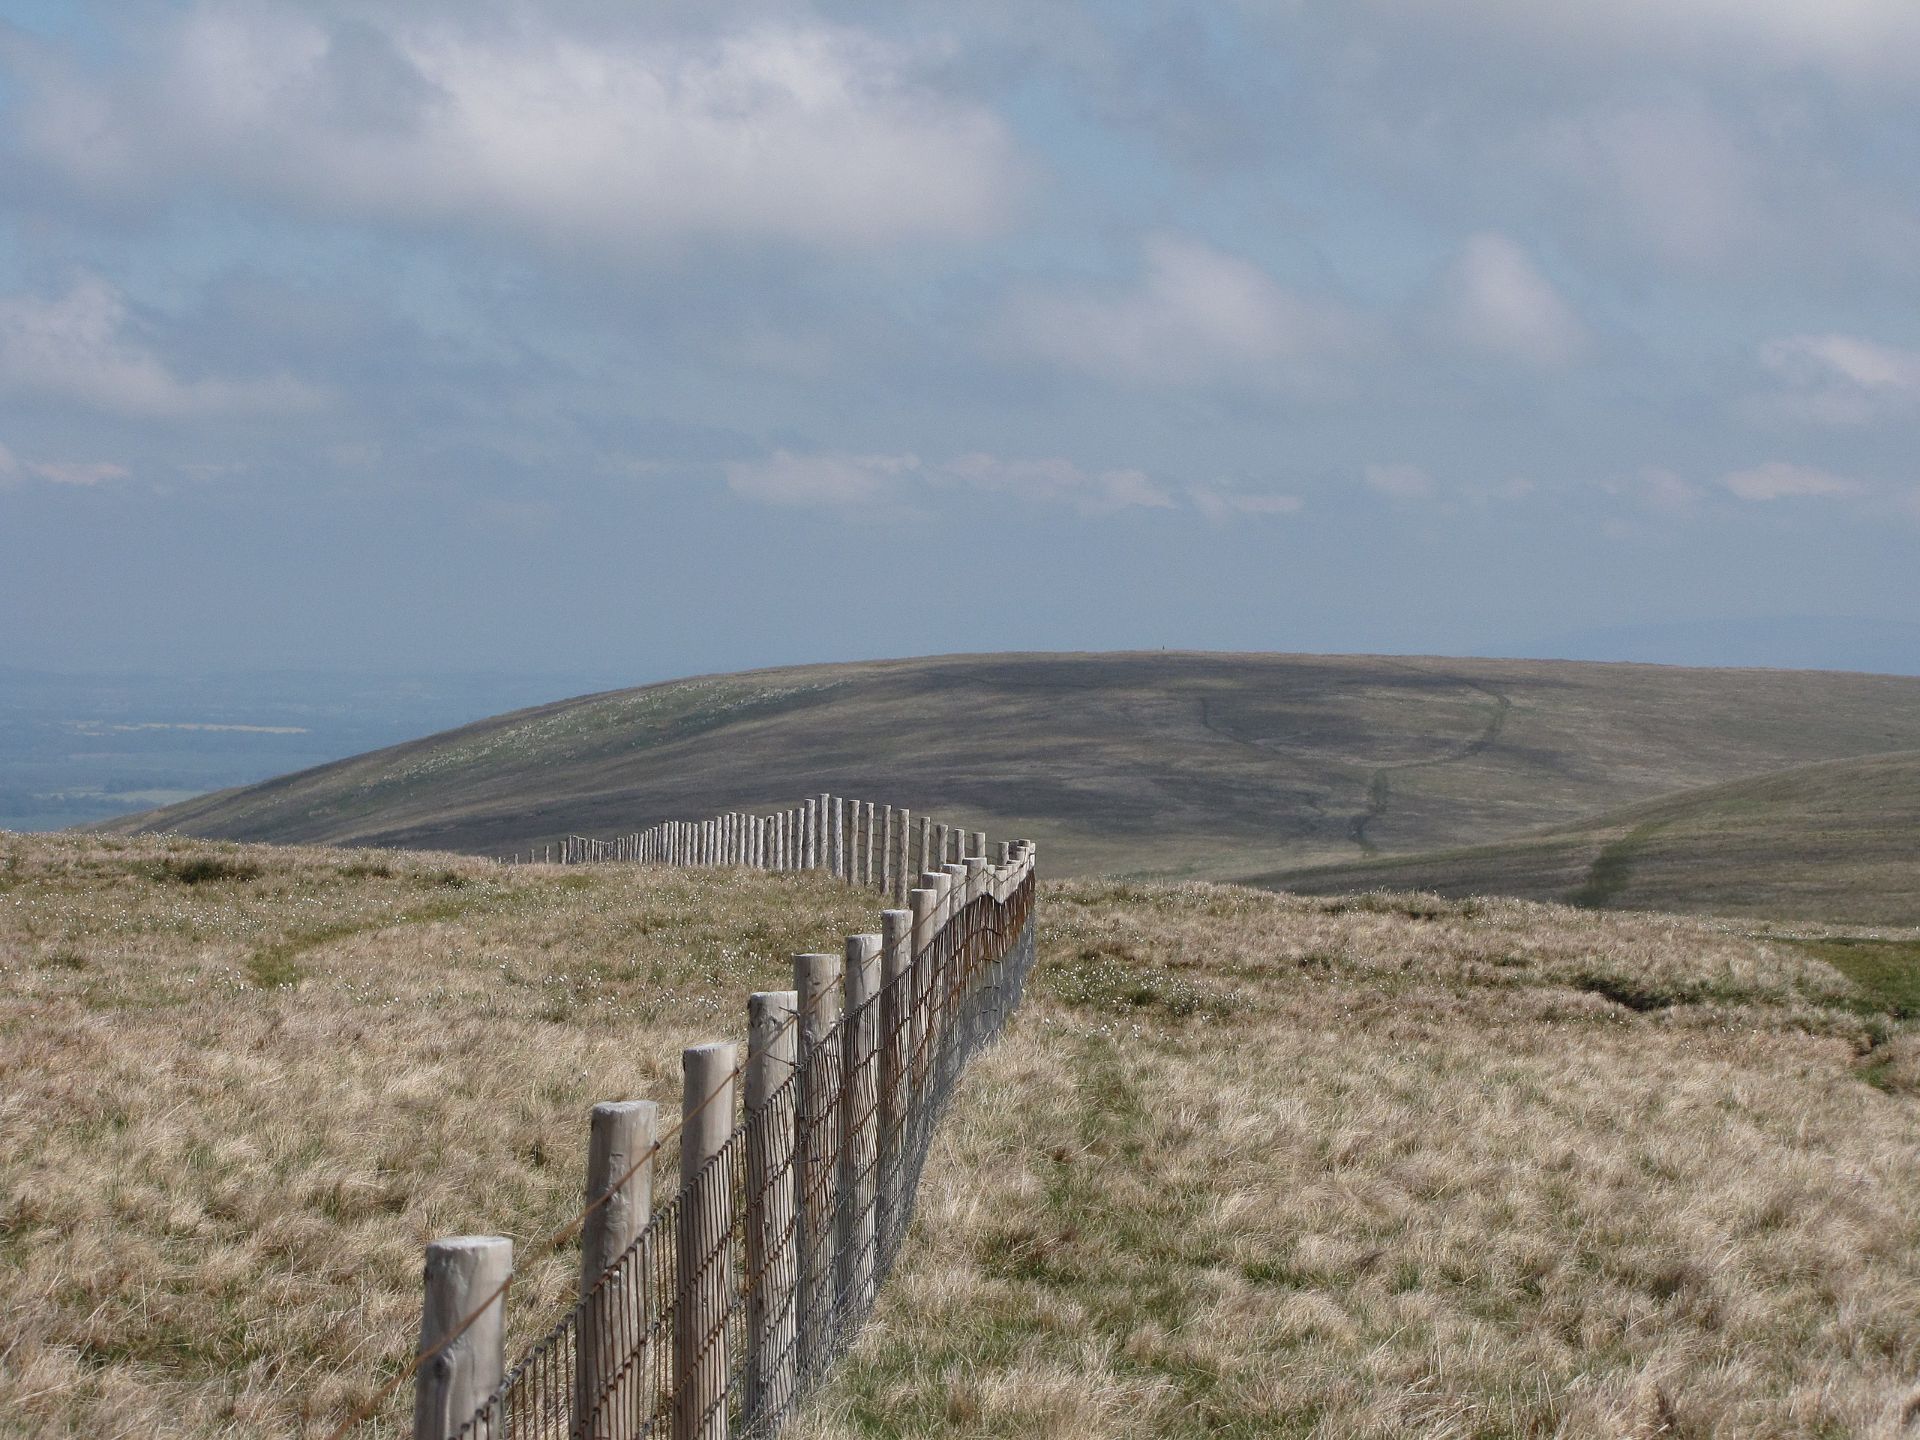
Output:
(341, 795), (1037, 1440)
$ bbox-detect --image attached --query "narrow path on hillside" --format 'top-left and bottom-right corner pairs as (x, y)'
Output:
(1347, 675), (1512, 854)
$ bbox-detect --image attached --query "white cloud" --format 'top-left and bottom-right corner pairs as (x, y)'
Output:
(941, 452), (1177, 513)
(1538, 100), (1758, 268)
(1004, 234), (1363, 390)
(1434, 233), (1587, 367)
(1379, 1), (1920, 83)
(11, 4), (1019, 255)
(0, 438), (131, 488)
(723, 450), (919, 507)
(1362, 462), (1436, 499)
(1633, 467), (1703, 514)
(1721, 461), (1862, 501)
(723, 447), (1295, 518)
(1756, 333), (1920, 425)
(0, 277), (323, 419)
(29, 460), (132, 486)
(1188, 487), (1304, 522)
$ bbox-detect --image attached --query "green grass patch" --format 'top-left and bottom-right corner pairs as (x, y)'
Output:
(1786, 937), (1920, 1018)
(1045, 942), (1232, 1020)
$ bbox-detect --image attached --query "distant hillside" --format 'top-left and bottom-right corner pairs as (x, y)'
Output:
(105, 651), (1920, 881)
(1250, 749), (1920, 926)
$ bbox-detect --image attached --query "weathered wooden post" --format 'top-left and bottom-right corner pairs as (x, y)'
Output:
(577, 1100), (657, 1438)
(908, 884), (940, 1090)
(861, 803), (876, 887)
(793, 952), (841, 1377)
(893, 809), (911, 905)
(413, 1235), (511, 1440)
(840, 932), (881, 1312)
(932, 868), (962, 1065)
(972, 831), (987, 862)
(879, 806), (893, 896)
(933, 824), (949, 873)
(877, 908), (912, 1243)
(745, 991), (799, 1423)
(674, 1043), (736, 1440)
(830, 797), (845, 880)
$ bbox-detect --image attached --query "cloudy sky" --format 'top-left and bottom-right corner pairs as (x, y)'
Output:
(2, 0), (1917, 681)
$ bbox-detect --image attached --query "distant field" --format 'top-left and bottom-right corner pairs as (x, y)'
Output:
(1252, 750), (1920, 928)
(107, 652), (1920, 891)
(7, 832), (1920, 1436)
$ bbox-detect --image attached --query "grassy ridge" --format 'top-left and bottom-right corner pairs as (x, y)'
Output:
(107, 652), (1920, 883)
(1253, 749), (1920, 927)
(795, 882), (1920, 1438)
(0, 832), (883, 1437)
(9, 833), (1920, 1435)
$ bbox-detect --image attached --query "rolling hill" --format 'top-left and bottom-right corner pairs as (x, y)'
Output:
(106, 652), (1920, 888)
(1245, 748), (1920, 927)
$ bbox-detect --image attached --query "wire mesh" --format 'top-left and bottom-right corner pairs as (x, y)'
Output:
(430, 864), (1036, 1440)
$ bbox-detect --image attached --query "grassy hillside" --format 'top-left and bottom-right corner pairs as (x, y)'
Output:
(794, 882), (1920, 1439)
(107, 652), (1920, 881)
(8, 833), (1920, 1435)
(0, 832), (885, 1438)
(1251, 749), (1920, 927)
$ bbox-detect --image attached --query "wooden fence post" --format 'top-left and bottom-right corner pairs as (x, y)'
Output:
(413, 1235), (511, 1440)
(745, 991), (799, 1422)
(877, 908), (912, 1242)
(861, 803), (876, 887)
(577, 1100), (657, 1438)
(839, 933), (881, 1312)
(674, 1043), (736, 1440)
(907, 885), (939, 1091)
(793, 951), (841, 1378)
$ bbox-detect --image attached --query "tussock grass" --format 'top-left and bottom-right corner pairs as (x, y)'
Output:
(9, 834), (1920, 1436)
(795, 882), (1920, 1438)
(0, 832), (880, 1438)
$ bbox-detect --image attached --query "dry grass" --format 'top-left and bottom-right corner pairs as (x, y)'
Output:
(10, 833), (1920, 1438)
(0, 831), (881, 1438)
(795, 883), (1920, 1438)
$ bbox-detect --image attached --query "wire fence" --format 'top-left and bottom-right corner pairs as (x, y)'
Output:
(341, 797), (1037, 1440)
(501, 795), (993, 910)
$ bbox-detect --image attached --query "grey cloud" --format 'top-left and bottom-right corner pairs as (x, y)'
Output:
(0, 277), (326, 419)
(7, 3), (1024, 257)
(1000, 234), (1367, 393)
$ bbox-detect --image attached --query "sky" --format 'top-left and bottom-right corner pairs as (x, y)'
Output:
(2, 0), (1918, 684)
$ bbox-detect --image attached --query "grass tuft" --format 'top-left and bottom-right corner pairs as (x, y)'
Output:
(151, 855), (262, 886)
